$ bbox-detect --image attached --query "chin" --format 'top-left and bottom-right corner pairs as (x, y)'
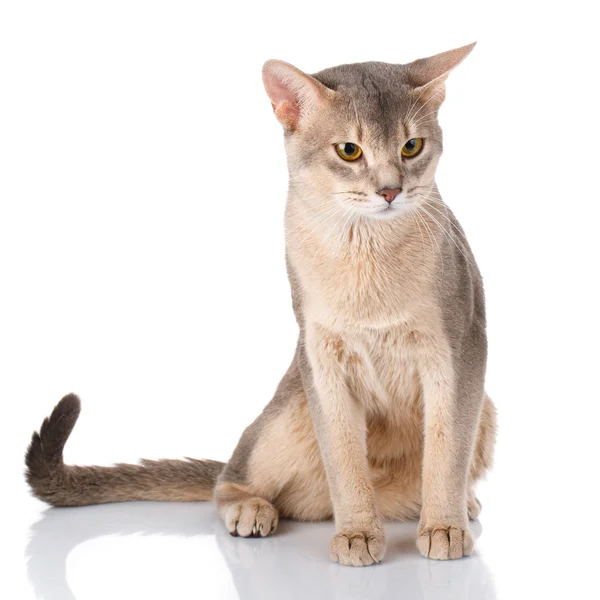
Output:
(360, 204), (414, 221)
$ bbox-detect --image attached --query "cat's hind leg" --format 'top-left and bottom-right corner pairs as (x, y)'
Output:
(467, 393), (496, 522)
(213, 358), (327, 537)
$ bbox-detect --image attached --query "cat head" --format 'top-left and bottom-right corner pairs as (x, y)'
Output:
(263, 44), (475, 222)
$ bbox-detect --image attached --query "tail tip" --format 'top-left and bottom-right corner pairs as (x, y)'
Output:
(25, 393), (82, 496)
(54, 393), (82, 418)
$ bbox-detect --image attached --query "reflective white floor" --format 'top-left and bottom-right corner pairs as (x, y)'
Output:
(23, 501), (496, 600)
(12, 474), (599, 600)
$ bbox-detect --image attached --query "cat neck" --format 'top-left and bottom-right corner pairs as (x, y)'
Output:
(286, 205), (427, 265)
(286, 202), (438, 328)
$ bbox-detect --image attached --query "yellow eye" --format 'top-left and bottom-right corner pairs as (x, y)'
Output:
(335, 142), (363, 161)
(401, 138), (424, 158)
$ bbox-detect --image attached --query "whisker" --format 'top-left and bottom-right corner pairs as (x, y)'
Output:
(312, 206), (353, 261)
(421, 200), (469, 243)
(285, 203), (335, 235)
(413, 192), (469, 237)
(416, 187), (442, 197)
(286, 203), (340, 244)
(292, 204), (343, 249)
(287, 197), (336, 221)
(408, 88), (443, 126)
(340, 210), (355, 245)
(287, 173), (308, 183)
(412, 210), (426, 253)
(411, 108), (440, 128)
(351, 97), (362, 139)
(405, 78), (441, 124)
(419, 196), (447, 208)
(411, 118), (437, 129)
(419, 205), (473, 266)
(415, 207), (442, 273)
(312, 211), (354, 264)
(406, 184), (436, 197)
(413, 213), (425, 246)
(418, 194), (445, 204)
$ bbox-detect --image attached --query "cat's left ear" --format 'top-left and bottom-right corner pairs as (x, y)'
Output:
(262, 60), (334, 131)
(405, 42), (476, 107)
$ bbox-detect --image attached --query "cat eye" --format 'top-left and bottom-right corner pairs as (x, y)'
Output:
(335, 142), (363, 161)
(401, 138), (424, 158)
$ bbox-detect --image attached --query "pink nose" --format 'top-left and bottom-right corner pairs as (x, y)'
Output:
(378, 188), (402, 203)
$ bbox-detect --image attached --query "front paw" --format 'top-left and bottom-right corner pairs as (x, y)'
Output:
(416, 521), (473, 560)
(329, 529), (386, 566)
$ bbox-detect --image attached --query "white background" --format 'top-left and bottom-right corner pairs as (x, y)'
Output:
(1, 1), (598, 599)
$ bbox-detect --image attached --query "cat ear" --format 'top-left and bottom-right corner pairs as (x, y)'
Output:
(405, 42), (476, 106)
(262, 60), (334, 131)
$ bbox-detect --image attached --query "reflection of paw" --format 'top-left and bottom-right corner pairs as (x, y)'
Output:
(329, 530), (386, 566)
(416, 523), (474, 560)
(224, 498), (279, 538)
(468, 495), (482, 520)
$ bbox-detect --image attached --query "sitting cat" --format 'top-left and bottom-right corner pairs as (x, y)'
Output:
(26, 42), (496, 567)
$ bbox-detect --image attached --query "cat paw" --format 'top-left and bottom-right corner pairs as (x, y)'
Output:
(224, 497), (279, 538)
(329, 530), (386, 566)
(416, 523), (473, 560)
(467, 495), (482, 520)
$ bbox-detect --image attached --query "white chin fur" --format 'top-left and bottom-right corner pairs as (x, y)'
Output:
(345, 192), (414, 220)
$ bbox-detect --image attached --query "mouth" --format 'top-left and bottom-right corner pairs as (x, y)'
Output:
(335, 192), (416, 220)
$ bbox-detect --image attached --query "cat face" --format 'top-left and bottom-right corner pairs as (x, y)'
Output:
(285, 68), (444, 220)
(263, 44), (474, 224)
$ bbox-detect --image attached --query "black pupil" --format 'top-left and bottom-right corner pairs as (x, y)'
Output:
(406, 139), (416, 150)
(344, 143), (356, 155)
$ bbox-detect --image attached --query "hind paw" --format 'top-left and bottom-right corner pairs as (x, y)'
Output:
(468, 495), (482, 520)
(224, 497), (279, 538)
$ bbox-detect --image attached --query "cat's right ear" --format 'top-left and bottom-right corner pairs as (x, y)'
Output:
(262, 60), (334, 131)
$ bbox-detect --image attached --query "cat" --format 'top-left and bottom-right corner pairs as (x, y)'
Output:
(25, 42), (496, 567)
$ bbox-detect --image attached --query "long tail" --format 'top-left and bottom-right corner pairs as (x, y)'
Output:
(25, 394), (225, 507)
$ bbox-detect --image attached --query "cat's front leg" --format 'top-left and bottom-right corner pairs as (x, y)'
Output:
(300, 325), (385, 567)
(416, 328), (486, 560)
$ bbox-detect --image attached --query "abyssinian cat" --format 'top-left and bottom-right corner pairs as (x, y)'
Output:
(25, 43), (496, 567)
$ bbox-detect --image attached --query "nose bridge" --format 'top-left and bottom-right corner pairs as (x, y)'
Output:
(368, 134), (403, 190)
(377, 159), (403, 190)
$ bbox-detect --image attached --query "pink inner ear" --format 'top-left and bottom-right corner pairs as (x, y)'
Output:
(264, 69), (302, 129)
